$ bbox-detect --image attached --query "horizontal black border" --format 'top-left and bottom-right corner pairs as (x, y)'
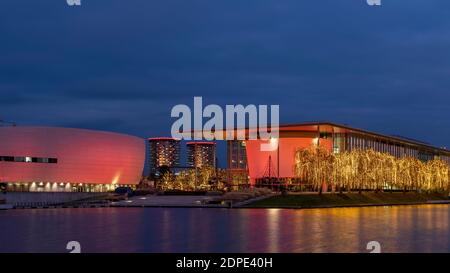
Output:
(1, 253), (448, 272)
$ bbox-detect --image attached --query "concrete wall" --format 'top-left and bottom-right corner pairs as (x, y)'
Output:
(1, 192), (106, 205)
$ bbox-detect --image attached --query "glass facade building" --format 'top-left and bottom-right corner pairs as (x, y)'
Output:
(186, 142), (216, 168)
(225, 122), (450, 185)
(148, 137), (181, 175)
(227, 140), (249, 189)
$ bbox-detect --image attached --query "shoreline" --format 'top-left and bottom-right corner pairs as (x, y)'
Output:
(242, 192), (450, 210)
(3, 192), (450, 210)
(3, 199), (450, 210)
(241, 200), (450, 210)
(3, 201), (450, 210)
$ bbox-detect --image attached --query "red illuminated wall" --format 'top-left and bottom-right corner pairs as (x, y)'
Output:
(245, 138), (332, 185)
(0, 127), (145, 185)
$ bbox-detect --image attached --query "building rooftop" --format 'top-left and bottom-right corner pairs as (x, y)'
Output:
(148, 137), (180, 141)
(278, 121), (449, 154)
(186, 141), (216, 145)
(187, 121), (449, 155)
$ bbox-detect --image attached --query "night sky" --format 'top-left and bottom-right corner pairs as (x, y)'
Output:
(1, 1), (450, 167)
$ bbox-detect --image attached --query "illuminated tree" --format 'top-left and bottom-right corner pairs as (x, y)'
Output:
(294, 146), (449, 193)
(158, 167), (228, 191)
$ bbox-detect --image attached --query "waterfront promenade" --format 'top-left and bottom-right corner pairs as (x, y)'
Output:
(111, 193), (276, 208)
(3, 191), (450, 210)
(112, 195), (224, 208)
(1, 192), (107, 209)
(0, 190), (275, 209)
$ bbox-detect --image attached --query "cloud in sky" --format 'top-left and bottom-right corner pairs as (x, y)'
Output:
(0, 0), (450, 154)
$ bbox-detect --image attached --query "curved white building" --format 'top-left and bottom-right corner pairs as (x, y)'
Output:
(0, 127), (145, 192)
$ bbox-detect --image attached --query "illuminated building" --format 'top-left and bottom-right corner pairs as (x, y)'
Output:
(148, 137), (180, 175)
(0, 126), (145, 192)
(223, 122), (450, 186)
(187, 142), (216, 168)
(226, 140), (249, 189)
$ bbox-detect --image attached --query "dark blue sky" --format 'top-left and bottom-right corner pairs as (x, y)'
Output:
(1, 0), (450, 153)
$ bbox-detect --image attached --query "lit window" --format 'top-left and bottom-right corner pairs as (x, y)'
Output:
(0, 155), (57, 164)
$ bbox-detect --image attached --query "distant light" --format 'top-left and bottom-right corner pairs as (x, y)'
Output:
(112, 173), (121, 185)
(125, 200), (133, 203)
(140, 197), (147, 200)
(312, 137), (319, 145)
(268, 137), (279, 150)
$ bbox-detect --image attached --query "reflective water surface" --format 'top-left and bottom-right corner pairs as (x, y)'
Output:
(1, 205), (450, 253)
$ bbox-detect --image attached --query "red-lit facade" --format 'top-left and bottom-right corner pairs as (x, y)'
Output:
(0, 127), (145, 192)
(226, 122), (450, 186)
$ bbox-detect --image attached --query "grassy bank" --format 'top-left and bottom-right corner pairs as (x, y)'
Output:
(245, 192), (450, 208)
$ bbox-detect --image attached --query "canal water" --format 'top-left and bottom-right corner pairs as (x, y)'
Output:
(1, 205), (450, 253)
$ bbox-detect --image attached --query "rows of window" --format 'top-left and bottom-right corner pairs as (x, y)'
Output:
(228, 140), (247, 170)
(148, 140), (181, 174)
(333, 133), (449, 163)
(0, 156), (57, 164)
(187, 145), (216, 168)
(441, 156), (450, 165)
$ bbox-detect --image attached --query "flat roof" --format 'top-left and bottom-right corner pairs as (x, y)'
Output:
(186, 141), (216, 145)
(186, 121), (449, 155)
(278, 122), (450, 155)
(148, 137), (180, 141)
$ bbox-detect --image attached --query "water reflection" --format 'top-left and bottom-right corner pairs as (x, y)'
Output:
(1, 205), (450, 253)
